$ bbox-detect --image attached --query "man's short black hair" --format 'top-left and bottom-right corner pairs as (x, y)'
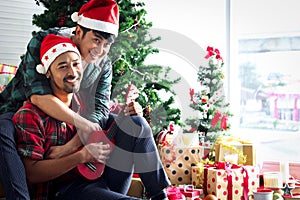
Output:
(79, 25), (116, 43)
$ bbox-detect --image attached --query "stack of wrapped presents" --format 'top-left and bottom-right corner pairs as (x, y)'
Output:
(157, 130), (299, 200)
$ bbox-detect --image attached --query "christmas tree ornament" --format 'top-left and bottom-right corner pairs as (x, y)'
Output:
(281, 183), (294, 197)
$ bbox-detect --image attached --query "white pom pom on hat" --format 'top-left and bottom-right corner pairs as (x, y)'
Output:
(71, 12), (79, 22)
(71, 0), (119, 36)
(36, 64), (46, 74)
(36, 34), (81, 74)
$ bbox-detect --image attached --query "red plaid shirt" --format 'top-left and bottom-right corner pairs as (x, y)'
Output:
(12, 97), (80, 200)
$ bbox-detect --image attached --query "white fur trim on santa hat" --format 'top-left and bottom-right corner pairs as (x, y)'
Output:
(72, 13), (118, 36)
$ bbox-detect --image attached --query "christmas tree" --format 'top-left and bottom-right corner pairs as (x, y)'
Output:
(33, 0), (182, 136)
(185, 46), (232, 138)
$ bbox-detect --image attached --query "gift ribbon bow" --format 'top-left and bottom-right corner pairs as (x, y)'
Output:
(241, 167), (250, 200)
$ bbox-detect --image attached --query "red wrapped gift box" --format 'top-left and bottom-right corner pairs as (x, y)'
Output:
(167, 185), (203, 200)
(179, 185), (202, 200)
(166, 186), (185, 200)
(203, 162), (259, 200)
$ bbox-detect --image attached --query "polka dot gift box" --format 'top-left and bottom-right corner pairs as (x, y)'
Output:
(159, 146), (204, 185)
(203, 162), (259, 200)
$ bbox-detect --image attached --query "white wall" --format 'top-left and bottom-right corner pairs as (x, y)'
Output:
(0, 0), (44, 66)
(144, 0), (227, 50)
(143, 0), (227, 122)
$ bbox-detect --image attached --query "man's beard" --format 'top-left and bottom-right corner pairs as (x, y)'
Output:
(49, 71), (82, 94)
(63, 75), (81, 93)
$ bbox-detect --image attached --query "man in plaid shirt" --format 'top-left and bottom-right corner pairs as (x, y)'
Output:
(0, 0), (170, 199)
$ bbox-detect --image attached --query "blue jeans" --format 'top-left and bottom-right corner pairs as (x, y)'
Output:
(55, 176), (141, 200)
(0, 112), (30, 200)
(103, 114), (170, 198)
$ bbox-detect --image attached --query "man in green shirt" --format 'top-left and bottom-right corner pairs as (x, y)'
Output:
(0, 0), (170, 199)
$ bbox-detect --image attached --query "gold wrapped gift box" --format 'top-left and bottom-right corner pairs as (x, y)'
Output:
(214, 136), (256, 166)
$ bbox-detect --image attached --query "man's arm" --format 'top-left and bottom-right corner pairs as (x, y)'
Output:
(13, 105), (110, 183)
(79, 57), (112, 128)
(23, 142), (110, 184)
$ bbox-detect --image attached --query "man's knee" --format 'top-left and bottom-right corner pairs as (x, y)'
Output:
(131, 115), (148, 126)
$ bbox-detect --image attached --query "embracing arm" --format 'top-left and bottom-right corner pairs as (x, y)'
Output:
(23, 150), (84, 183)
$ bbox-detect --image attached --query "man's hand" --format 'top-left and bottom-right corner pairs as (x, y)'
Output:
(124, 101), (143, 116)
(46, 145), (68, 159)
(76, 121), (102, 145)
(73, 113), (102, 134)
(82, 121), (101, 133)
(81, 142), (111, 164)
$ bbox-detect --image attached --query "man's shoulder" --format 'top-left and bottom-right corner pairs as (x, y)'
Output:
(95, 55), (112, 72)
(15, 101), (47, 118)
(101, 55), (112, 67)
(31, 27), (73, 43)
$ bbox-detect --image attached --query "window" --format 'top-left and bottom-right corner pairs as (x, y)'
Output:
(230, 0), (300, 162)
(146, 0), (300, 163)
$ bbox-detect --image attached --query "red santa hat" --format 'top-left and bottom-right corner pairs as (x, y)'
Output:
(71, 0), (119, 37)
(36, 34), (81, 74)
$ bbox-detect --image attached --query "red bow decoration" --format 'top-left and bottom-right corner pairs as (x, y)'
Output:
(220, 114), (228, 130)
(211, 111), (228, 130)
(189, 88), (195, 103)
(211, 110), (222, 127)
(204, 46), (223, 62)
